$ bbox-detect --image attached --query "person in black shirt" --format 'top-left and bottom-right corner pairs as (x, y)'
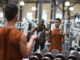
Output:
(31, 20), (49, 52)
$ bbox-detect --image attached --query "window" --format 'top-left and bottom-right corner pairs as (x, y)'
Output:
(27, 12), (33, 19)
(56, 13), (62, 19)
(0, 12), (3, 18)
(42, 11), (47, 20)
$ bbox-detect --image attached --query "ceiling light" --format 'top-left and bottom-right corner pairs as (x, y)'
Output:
(69, 7), (74, 11)
(65, 1), (70, 6)
(20, 1), (24, 6)
(32, 7), (36, 11)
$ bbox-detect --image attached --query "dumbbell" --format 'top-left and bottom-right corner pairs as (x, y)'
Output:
(70, 51), (80, 60)
(77, 48), (80, 51)
(69, 47), (75, 51)
(41, 48), (50, 56)
(41, 57), (50, 60)
(43, 52), (54, 60)
(61, 50), (70, 59)
(33, 52), (42, 60)
(55, 54), (65, 60)
(54, 58), (62, 60)
(29, 55), (39, 60)
(67, 55), (77, 60)
(51, 49), (60, 57)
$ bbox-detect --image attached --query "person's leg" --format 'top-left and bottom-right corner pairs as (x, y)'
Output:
(33, 40), (39, 52)
(40, 42), (45, 51)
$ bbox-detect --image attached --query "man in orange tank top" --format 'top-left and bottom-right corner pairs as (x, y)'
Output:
(48, 18), (65, 52)
(0, 4), (37, 60)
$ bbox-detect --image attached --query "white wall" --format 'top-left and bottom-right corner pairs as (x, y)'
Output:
(22, 3), (51, 21)
(22, 3), (36, 19)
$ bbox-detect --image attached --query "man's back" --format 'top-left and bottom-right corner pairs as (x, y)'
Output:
(0, 27), (22, 60)
(0, 4), (37, 60)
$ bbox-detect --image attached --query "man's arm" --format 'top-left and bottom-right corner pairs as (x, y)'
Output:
(61, 35), (65, 44)
(61, 31), (65, 44)
(45, 27), (49, 31)
(20, 33), (37, 58)
(47, 34), (51, 42)
(30, 26), (38, 34)
(46, 30), (51, 42)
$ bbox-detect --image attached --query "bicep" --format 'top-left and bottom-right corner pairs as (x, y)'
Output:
(61, 35), (64, 44)
(61, 30), (65, 43)
(47, 35), (50, 42)
(20, 34), (29, 58)
(47, 31), (52, 42)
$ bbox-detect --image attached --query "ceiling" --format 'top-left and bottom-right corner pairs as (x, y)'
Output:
(0, 0), (80, 5)
(20, 0), (80, 3)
